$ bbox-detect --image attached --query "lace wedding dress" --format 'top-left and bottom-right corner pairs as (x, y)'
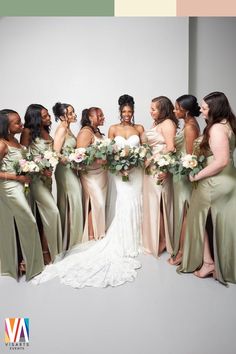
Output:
(32, 135), (143, 288)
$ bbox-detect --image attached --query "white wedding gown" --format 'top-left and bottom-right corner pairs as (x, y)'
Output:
(32, 135), (143, 288)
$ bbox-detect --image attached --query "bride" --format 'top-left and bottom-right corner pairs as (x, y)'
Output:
(33, 94), (145, 288)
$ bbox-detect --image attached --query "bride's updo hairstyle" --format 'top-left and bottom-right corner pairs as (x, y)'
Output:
(152, 96), (178, 127)
(80, 107), (104, 136)
(118, 94), (135, 125)
(176, 94), (201, 117)
(52, 102), (71, 122)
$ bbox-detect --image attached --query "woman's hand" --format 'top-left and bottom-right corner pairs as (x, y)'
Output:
(189, 174), (198, 182)
(96, 159), (107, 165)
(157, 172), (168, 181)
(42, 169), (52, 178)
(60, 156), (69, 165)
(17, 175), (31, 184)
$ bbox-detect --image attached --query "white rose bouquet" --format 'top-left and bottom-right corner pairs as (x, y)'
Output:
(145, 152), (176, 185)
(177, 153), (206, 188)
(14, 150), (41, 195)
(62, 139), (115, 172)
(107, 143), (152, 181)
(34, 150), (59, 189)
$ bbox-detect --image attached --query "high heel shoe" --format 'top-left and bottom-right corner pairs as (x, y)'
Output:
(168, 251), (182, 266)
(194, 261), (215, 278)
(19, 260), (26, 276)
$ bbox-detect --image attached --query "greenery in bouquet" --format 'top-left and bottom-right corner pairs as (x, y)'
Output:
(176, 153), (206, 188)
(34, 150), (59, 190)
(145, 152), (176, 185)
(13, 149), (41, 195)
(107, 143), (152, 181)
(62, 139), (115, 172)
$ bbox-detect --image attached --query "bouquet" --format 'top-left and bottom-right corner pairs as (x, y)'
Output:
(107, 143), (152, 181)
(177, 153), (206, 188)
(62, 139), (115, 172)
(145, 152), (176, 185)
(62, 146), (89, 172)
(34, 150), (59, 189)
(14, 150), (41, 195)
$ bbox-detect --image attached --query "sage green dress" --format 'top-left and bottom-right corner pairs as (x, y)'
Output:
(55, 133), (83, 250)
(171, 130), (193, 257)
(178, 126), (236, 285)
(29, 138), (62, 261)
(0, 143), (44, 280)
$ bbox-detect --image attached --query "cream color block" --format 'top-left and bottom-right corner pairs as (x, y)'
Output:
(115, 0), (176, 16)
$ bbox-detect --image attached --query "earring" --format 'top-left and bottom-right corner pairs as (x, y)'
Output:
(185, 111), (189, 119)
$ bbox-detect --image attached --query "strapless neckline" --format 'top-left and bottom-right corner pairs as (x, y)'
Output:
(114, 135), (140, 148)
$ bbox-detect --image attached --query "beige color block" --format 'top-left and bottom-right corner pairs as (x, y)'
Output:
(177, 0), (236, 16)
(115, 0), (176, 16)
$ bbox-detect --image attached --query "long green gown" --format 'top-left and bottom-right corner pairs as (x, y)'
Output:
(177, 125), (236, 285)
(29, 138), (62, 261)
(55, 133), (83, 250)
(172, 130), (193, 257)
(0, 143), (44, 280)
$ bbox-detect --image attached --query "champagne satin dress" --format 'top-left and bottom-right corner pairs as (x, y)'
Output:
(142, 127), (174, 257)
(178, 125), (236, 285)
(171, 130), (194, 257)
(29, 138), (62, 261)
(0, 143), (44, 280)
(55, 133), (83, 250)
(80, 135), (108, 242)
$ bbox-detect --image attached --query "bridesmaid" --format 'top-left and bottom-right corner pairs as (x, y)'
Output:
(53, 102), (83, 251)
(142, 96), (178, 257)
(20, 104), (62, 264)
(77, 107), (108, 242)
(168, 95), (200, 265)
(0, 109), (44, 280)
(178, 92), (236, 285)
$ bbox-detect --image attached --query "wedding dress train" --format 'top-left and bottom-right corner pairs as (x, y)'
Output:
(32, 135), (143, 288)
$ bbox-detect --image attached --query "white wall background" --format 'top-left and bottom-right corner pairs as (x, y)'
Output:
(189, 17), (236, 114)
(0, 17), (189, 137)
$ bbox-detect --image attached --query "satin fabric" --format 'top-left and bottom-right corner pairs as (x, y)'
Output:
(172, 130), (193, 257)
(29, 138), (62, 261)
(55, 133), (83, 250)
(178, 126), (236, 285)
(80, 135), (108, 242)
(32, 135), (142, 288)
(142, 126), (173, 257)
(0, 144), (44, 280)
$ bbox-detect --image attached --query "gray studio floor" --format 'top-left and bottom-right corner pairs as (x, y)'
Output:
(1, 252), (236, 354)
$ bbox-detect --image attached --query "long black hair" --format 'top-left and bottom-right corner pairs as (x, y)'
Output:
(200, 91), (236, 154)
(24, 104), (51, 141)
(118, 94), (135, 125)
(0, 109), (18, 140)
(52, 102), (71, 122)
(80, 107), (104, 136)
